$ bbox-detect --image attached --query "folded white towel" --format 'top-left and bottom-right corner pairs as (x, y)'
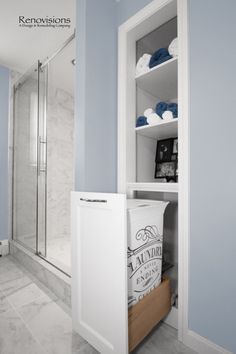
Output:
(144, 108), (154, 117)
(162, 110), (174, 121)
(136, 54), (151, 76)
(143, 108), (162, 125)
(147, 112), (162, 126)
(168, 38), (178, 57)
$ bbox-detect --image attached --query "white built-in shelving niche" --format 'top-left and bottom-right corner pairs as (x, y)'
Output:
(117, 0), (186, 340)
(132, 40), (179, 329)
(135, 57), (177, 99)
(134, 56), (178, 194)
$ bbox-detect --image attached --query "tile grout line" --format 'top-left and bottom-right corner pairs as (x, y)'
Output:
(1, 258), (70, 313)
(0, 258), (81, 353)
(0, 260), (72, 353)
(0, 272), (49, 307)
(0, 282), (50, 354)
(6, 296), (50, 354)
(8, 256), (63, 302)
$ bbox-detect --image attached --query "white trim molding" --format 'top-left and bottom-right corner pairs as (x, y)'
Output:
(117, 1), (231, 354)
(0, 239), (9, 256)
(117, 0), (187, 343)
(177, 0), (189, 343)
(118, 0), (189, 341)
(184, 330), (233, 354)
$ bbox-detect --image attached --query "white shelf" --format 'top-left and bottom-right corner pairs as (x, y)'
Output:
(127, 182), (178, 193)
(136, 57), (177, 99)
(136, 118), (178, 139)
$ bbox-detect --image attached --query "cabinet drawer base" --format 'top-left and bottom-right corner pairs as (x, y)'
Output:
(128, 278), (171, 352)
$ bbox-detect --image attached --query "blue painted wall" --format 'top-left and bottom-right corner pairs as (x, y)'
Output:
(0, 65), (9, 241)
(117, 0), (153, 25)
(75, 0), (117, 192)
(188, 0), (236, 352)
(75, 0), (153, 192)
(76, 0), (236, 352)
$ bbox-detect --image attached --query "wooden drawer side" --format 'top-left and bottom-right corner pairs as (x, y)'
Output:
(128, 278), (171, 352)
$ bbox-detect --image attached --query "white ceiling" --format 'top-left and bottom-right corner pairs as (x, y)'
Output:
(0, 0), (75, 74)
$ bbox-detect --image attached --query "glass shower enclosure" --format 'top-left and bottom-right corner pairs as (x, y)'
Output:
(12, 61), (48, 257)
(12, 34), (75, 275)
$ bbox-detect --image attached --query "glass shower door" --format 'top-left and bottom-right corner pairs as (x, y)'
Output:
(13, 62), (47, 256)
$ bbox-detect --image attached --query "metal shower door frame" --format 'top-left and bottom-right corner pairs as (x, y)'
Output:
(12, 61), (48, 258)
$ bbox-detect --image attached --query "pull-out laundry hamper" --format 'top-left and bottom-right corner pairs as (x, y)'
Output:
(127, 199), (169, 307)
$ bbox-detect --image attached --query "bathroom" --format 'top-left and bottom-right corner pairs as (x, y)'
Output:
(0, 0), (236, 354)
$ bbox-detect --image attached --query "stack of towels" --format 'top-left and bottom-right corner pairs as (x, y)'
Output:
(136, 37), (178, 76)
(136, 101), (178, 128)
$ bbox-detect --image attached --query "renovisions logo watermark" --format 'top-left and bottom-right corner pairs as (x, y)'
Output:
(18, 16), (71, 29)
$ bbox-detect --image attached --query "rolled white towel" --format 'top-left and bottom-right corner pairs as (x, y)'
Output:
(162, 110), (174, 121)
(136, 53), (151, 76)
(168, 38), (178, 57)
(143, 108), (154, 117)
(147, 112), (162, 126)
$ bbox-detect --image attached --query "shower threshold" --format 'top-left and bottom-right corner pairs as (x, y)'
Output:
(9, 240), (71, 308)
(12, 235), (71, 276)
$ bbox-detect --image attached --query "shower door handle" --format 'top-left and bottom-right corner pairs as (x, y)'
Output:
(38, 136), (47, 176)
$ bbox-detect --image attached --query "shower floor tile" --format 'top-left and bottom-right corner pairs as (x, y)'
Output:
(46, 236), (71, 275)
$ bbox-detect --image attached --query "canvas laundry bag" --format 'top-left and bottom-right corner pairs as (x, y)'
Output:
(127, 199), (169, 307)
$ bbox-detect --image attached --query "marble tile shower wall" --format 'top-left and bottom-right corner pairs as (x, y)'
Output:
(46, 87), (75, 245)
(13, 76), (38, 249)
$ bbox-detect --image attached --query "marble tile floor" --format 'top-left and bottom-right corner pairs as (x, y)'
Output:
(0, 256), (198, 354)
(0, 256), (92, 354)
(132, 324), (198, 354)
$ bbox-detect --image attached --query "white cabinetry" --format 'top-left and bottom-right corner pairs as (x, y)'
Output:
(71, 192), (128, 354)
(72, 0), (189, 353)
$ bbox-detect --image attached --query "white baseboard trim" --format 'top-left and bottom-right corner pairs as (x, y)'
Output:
(184, 329), (232, 354)
(0, 239), (9, 256)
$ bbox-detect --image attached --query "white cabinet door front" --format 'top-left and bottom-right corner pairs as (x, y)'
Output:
(71, 192), (128, 354)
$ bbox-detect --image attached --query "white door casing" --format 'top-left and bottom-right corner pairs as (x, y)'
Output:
(117, 0), (187, 343)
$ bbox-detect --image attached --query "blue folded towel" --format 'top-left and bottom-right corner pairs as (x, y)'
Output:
(149, 48), (172, 69)
(156, 102), (178, 118)
(136, 116), (148, 127)
(156, 102), (168, 118)
(168, 103), (178, 118)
